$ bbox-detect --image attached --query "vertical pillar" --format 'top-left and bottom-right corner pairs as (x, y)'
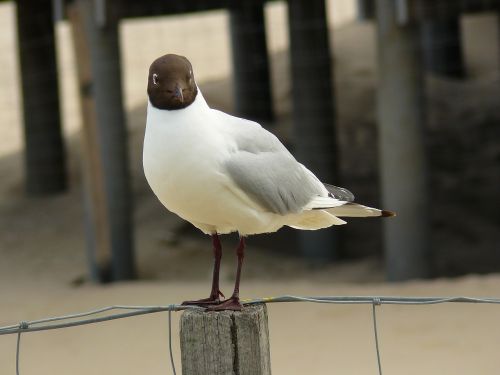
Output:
(16, 0), (67, 195)
(358, 0), (375, 21)
(68, 0), (135, 282)
(376, 0), (430, 281)
(229, 0), (274, 123)
(421, 0), (465, 78)
(288, 0), (339, 261)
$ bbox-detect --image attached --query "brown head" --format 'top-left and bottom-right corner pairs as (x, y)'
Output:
(147, 54), (198, 110)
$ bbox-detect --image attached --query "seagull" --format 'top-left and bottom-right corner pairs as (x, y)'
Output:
(143, 54), (394, 311)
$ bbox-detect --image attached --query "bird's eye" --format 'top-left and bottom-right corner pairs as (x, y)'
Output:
(152, 74), (159, 85)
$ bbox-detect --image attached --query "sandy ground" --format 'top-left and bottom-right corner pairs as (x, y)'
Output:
(1, 1), (500, 374)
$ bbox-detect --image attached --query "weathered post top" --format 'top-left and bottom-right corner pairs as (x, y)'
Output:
(180, 304), (271, 375)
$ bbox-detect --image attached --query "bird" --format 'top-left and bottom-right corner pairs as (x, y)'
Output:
(143, 53), (394, 311)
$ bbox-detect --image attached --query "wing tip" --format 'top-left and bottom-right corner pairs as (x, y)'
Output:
(381, 210), (396, 218)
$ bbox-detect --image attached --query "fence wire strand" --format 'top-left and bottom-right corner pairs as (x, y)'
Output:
(2, 294), (500, 375)
(3, 295), (500, 336)
(168, 308), (177, 375)
(15, 331), (21, 375)
(372, 300), (383, 375)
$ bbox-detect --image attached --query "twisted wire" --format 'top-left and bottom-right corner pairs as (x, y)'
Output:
(2, 295), (500, 335)
(2, 294), (500, 375)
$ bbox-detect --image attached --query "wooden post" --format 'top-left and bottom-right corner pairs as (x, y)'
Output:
(375, 0), (430, 281)
(180, 304), (271, 375)
(229, 0), (274, 123)
(420, 0), (465, 78)
(68, 0), (135, 282)
(16, 0), (67, 195)
(288, 0), (339, 262)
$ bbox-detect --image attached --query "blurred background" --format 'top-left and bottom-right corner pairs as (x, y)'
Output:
(0, 0), (499, 374)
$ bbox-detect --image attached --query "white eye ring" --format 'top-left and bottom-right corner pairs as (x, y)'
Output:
(152, 73), (159, 85)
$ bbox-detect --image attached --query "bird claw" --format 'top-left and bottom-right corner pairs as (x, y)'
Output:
(207, 296), (242, 311)
(181, 290), (225, 307)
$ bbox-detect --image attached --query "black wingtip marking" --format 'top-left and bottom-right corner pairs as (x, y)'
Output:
(381, 210), (396, 217)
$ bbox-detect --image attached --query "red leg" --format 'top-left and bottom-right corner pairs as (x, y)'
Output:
(210, 237), (245, 311)
(182, 234), (225, 306)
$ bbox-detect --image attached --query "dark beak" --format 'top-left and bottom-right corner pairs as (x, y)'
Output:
(174, 85), (184, 103)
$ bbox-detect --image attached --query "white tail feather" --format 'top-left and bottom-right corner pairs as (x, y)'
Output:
(327, 203), (383, 217)
(303, 196), (345, 210)
(288, 210), (346, 230)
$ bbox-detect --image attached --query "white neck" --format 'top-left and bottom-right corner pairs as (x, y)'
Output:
(147, 87), (210, 121)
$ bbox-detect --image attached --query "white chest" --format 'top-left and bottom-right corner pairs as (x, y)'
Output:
(143, 102), (234, 224)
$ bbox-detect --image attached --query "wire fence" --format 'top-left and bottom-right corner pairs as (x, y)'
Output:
(2, 294), (500, 375)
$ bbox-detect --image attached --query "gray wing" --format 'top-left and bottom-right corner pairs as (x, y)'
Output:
(225, 151), (324, 215)
(222, 117), (324, 215)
